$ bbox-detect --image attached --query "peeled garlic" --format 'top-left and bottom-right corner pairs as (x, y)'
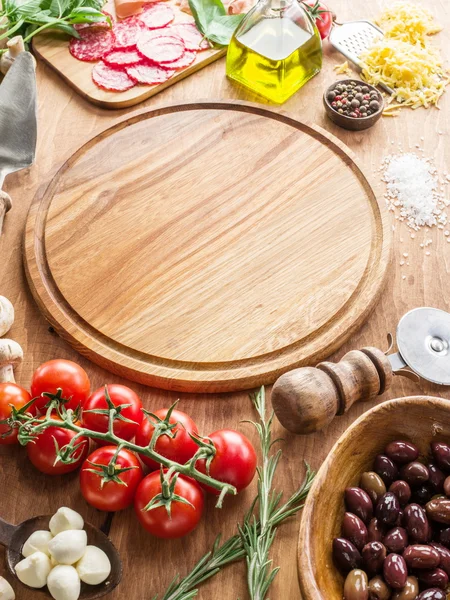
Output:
(48, 530), (87, 565)
(15, 552), (51, 588)
(49, 507), (84, 536)
(47, 565), (80, 600)
(22, 530), (53, 557)
(0, 576), (15, 600)
(76, 545), (111, 585)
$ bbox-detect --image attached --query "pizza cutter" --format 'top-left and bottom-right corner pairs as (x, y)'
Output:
(271, 307), (450, 435)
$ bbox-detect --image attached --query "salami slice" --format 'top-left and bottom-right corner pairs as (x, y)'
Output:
(137, 34), (185, 63)
(104, 48), (142, 66)
(92, 61), (136, 91)
(126, 63), (175, 84)
(169, 22), (209, 51)
(69, 28), (115, 62)
(113, 16), (146, 48)
(163, 49), (196, 69)
(138, 3), (175, 29)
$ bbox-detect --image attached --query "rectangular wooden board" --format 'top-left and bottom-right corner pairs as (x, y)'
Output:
(32, 1), (226, 109)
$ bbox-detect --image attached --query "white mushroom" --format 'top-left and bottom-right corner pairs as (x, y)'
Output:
(0, 296), (14, 337)
(0, 576), (15, 600)
(48, 530), (87, 565)
(15, 552), (51, 588)
(0, 36), (25, 75)
(0, 191), (12, 238)
(76, 546), (111, 585)
(0, 339), (23, 382)
(22, 530), (53, 558)
(49, 508), (84, 536)
(47, 566), (80, 600)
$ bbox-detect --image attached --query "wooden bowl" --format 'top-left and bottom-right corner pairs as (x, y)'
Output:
(323, 79), (384, 131)
(298, 396), (450, 599)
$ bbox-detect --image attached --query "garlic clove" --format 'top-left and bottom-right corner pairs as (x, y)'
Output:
(22, 530), (53, 558)
(15, 551), (51, 588)
(47, 565), (80, 600)
(48, 530), (87, 565)
(76, 545), (111, 585)
(49, 507), (84, 536)
(0, 576), (15, 600)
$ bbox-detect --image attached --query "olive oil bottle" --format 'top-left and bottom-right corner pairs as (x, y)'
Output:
(226, 0), (322, 104)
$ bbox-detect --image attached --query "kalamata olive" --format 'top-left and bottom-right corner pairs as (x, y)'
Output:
(367, 518), (385, 543)
(389, 480), (411, 507)
(376, 493), (400, 526)
(443, 476), (450, 497)
(418, 567), (449, 589)
(403, 544), (440, 569)
(416, 588), (446, 600)
(333, 538), (362, 572)
(383, 553), (408, 589)
(360, 472), (387, 505)
(384, 527), (408, 553)
(374, 455), (399, 487)
(400, 462), (429, 487)
(342, 513), (368, 551)
(385, 441), (419, 464)
(438, 527), (450, 547)
(430, 542), (450, 576)
(391, 576), (419, 600)
(426, 498), (450, 524)
(404, 503), (430, 542)
(431, 442), (450, 472)
(344, 569), (369, 600)
(411, 484), (433, 504)
(368, 576), (391, 600)
(362, 542), (386, 575)
(345, 488), (374, 524)
(428, 464), (445, 493)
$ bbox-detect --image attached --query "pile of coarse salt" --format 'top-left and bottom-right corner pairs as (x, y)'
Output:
(381, 153), (449, 231)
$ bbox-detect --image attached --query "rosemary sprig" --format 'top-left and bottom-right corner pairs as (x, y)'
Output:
(155, 387), (315, 600)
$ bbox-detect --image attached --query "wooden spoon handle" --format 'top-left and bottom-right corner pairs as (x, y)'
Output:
(271, 347), (393, 435)
(0, 517), (16, 548)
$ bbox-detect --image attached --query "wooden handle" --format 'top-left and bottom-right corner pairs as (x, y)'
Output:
(271, 347), (393, 435)
(0, 517), (16, 548)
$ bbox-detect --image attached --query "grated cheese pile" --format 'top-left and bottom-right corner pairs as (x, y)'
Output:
(359, 2), (449, 112)
(382, 153), (448, 230)
(333, 61), (352, 76)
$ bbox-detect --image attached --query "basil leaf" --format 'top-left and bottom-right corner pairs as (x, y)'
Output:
(205, 13), (244, 45)
(188, 0), (244, 46)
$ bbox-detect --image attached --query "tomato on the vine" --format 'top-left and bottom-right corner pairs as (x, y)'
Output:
(135, 408), (199, 470)
(197, 430), (257, 494)
(134, 471), (204, 538)
(27, 415), (89, 475)
(80, 446), (143, 512)
(31, 359), (90, 413)
(303, 0), (334, 39)
(82, 384), (143, 443)
(0, 383), (32, 445)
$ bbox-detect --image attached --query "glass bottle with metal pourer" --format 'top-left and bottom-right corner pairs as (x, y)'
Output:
(226, 0), (322, 103)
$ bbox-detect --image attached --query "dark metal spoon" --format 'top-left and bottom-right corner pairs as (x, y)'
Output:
(0, 514), (122, 599)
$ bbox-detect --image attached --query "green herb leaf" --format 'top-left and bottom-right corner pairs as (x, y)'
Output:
(205, 14), (244, 45)
(188, 0), (244, 46)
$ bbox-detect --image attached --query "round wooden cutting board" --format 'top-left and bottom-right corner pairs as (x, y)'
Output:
(24, 102), (391, 392)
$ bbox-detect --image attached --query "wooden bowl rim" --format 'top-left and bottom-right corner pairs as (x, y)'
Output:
(297, 395), (446, 599)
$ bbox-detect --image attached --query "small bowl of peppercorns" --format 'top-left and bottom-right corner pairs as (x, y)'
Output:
(323, 79), (384, 131)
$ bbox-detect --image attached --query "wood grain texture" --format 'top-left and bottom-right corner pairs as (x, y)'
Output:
(24, 101), (391, 392)
(297, 396), (450, 600)
(32, 1), (226, 109)
(1, 1), (450, 598)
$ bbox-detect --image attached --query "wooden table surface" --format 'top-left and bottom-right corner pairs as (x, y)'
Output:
(1, 1), (449, 598)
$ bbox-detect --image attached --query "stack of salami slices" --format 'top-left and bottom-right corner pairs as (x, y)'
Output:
(69, 4), (209, 92)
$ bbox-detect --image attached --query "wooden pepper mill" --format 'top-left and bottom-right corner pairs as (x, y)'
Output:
(271, 307), (450, 435)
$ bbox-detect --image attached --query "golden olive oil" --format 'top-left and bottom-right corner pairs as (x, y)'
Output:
(227, 16), (322, 104)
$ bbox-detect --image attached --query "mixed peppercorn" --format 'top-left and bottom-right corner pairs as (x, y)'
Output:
(327, 80), (382, 119)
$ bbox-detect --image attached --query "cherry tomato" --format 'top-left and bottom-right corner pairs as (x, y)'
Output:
(0, 383), (32, 445)
(197, 430), (257, 494)
(135, 408), (199, 470)
(27, 415), (89, 475)
(303, 0), (334, 39)
(134, 471), (204, 538)
(80, 446), (143, 511)
(82, 385), (143, 444)
(31, 359), (90, 413)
